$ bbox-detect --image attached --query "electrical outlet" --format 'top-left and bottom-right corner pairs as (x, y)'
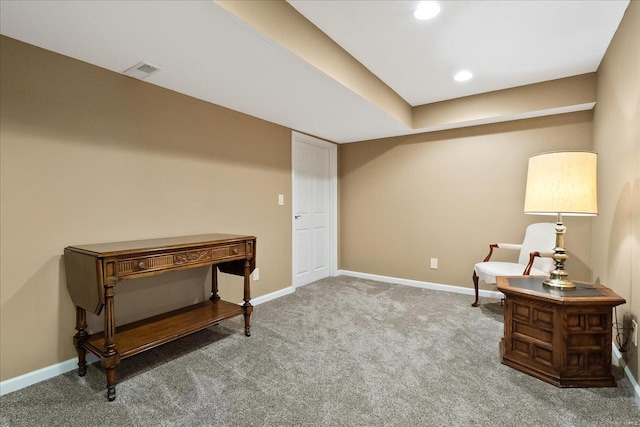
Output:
(278, 194), (284, 205)
(632, 319), (638, 346)
(252, 268), (260, 281)
(430, 258), (438, 269)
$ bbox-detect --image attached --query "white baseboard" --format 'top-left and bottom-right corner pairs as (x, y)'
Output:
(337, 269), (504, 300)
(247, 285), (295, 306)
(1, 285), (296, 397)
(0, 353), (100, 397)
(612, 344), (640, 404)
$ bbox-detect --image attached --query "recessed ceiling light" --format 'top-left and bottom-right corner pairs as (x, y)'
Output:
(454, 70), (473, 82)
(414, 1), (440, 20)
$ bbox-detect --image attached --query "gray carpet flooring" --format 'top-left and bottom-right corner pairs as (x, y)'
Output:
(1, 276), (639, 426)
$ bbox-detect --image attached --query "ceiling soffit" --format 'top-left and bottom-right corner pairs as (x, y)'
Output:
(217, 1), (597, 140)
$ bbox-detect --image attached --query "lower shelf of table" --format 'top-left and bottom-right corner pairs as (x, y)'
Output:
(84, 299), (244, 359)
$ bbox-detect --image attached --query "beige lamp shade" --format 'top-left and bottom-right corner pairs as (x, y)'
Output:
(524, 151), (598, 216)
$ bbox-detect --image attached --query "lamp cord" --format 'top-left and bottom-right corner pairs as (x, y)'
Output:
(613, 306), (632, 353)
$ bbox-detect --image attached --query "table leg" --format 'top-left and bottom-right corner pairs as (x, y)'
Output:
(102, 283), (120, 401)
(73, 306), (88, 377)
(105, 366), (117, 402)
(242, 259), (253, 337)
(209, 265), (220, 302)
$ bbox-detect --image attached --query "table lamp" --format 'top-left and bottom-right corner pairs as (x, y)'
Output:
(523, 151), (598, 289)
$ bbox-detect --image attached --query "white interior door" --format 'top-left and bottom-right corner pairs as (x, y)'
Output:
(292, 132), (337, 287)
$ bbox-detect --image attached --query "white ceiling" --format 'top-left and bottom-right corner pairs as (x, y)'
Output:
(0, 1), (630, 143)
(289, 0), (629, 106)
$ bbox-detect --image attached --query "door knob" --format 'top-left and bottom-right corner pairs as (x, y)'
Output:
(295, 215), (302, 219)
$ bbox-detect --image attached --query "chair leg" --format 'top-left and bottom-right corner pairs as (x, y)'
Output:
(472, 271), (480, 307)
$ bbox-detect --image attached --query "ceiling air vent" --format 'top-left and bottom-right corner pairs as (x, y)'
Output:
(122, 61), (161, 80)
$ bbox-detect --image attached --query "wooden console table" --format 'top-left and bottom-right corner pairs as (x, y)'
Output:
(497, 276), (624, 387)
(64, 233), (256, 401)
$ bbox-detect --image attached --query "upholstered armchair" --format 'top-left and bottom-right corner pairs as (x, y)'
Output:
(471, 222), (556, 307)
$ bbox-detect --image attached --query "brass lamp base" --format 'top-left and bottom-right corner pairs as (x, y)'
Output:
(543, 276), (576, 289)
(542, 214), (577, 290)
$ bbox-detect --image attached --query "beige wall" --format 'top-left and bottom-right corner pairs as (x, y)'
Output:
(592, 1), (640, 380)
(0, 36), (293, 381)
(340, 112), (594, 288)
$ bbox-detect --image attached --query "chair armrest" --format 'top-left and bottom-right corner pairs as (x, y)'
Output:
(496, 243), (523, 251)
(523, 251), (554, 275)
(482, 243), (522, 262)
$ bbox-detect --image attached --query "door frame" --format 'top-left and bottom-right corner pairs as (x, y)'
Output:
(291, 131), (338, 287)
